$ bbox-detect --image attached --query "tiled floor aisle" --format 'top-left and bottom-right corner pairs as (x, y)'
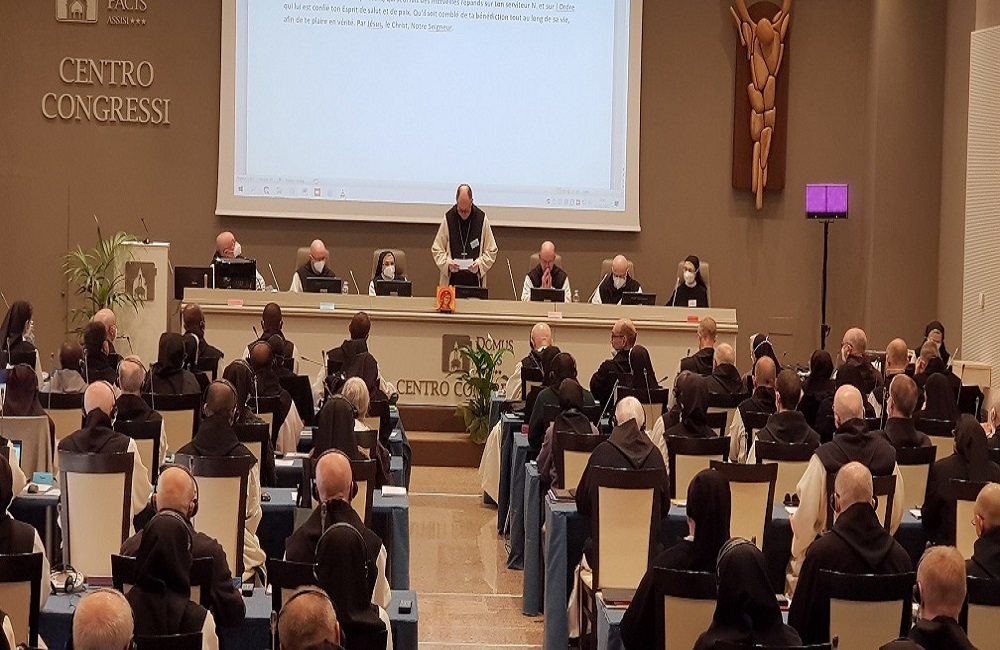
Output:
(408, 466), (544, 649)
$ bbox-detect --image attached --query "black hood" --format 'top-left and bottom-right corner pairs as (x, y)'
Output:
(154, 332), (186, 375)
(831, 502), (899, 572)
(762, 411), (814, 444)
(815, 418), (897, 475)
(882, 418), (925, 448)
(970, 527), (1000, 580)
(608, 418), (654, 469)
(710, 364), (744, 393)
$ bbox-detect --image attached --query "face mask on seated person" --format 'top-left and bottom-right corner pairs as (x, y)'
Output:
(233, 241), (242, 258)
(312, 259), (326, 274)
(683, 270), (696, 287)
(383, 265), (395, 280)
(612, 276), (626, 290)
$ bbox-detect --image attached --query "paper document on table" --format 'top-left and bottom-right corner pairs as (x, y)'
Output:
(454, 258), (474, 271)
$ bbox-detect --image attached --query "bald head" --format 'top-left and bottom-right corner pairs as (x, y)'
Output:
(615, 396), (645, 429)
(833, 384), (865, 426)
(714, 343), (736, 368)
(309, 239), (328, 260)
(92, 309), (117, 341)
(73, 590), (134, 650)
(155, 466), (198, 517)
(842, 327), (867, 358)
(538, 241), (557, 271)
(456, 184), (473, 218)
(84, 381), (116, 416)
(885, 338), (909, 370)
(611, 255), (629, 277)
(975, 483), (1000, 533)
(216, 231), (236, 258)
(530, 322), (553, 350)
(262, 302), (283, 331)
(118, 356), (146, 395)
(204, 381), (237, 419)
(834, 462), (874, 513)
(753, 356), (776, 388)
(60, 340), (83, 371)
(315, 451), (354, 503)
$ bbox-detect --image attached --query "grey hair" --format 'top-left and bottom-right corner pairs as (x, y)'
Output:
(73, 589), (134, 650)
(615, 396), (646, 429)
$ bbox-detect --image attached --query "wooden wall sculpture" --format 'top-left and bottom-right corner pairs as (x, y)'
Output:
(731, 0), (792, 209)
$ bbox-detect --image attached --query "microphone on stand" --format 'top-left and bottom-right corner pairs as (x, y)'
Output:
(670, 277), (681, 307)
(506, 259), (518, 301)
(0, 292), (8, 308)
(349, 271), (361, 295)
(589, 274), (608, 304)
(267, 263), (281, 292)
(119, 335), (134, 355)
(600, 378), (621, 421)
(300, 356), (325, 368)
(140, 218), (152, 244)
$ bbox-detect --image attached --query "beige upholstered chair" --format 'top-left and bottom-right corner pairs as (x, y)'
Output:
(0, 552), (43, 647)
(952, 479), (988, 559)
(114, 419), (163, 485)
(824, 570), (915, 649)
(42, 392), (84, 447)
(233, 423), (271, 468)
(175, 454), (254, 578)
(554, 431), (608, 491)
(145, 393), (199, 458)
(59, 451), (134, 578)
(349, 458), (377, 527)
(371, 249), (408, 279)
(599, 258), (635, 280)
(112, 554), (213, 607)
(675, 260), (712, 304)
(710, 460), (777, 550)
(654, 568), (716, 650)
(966, 576), (1000, 649)
(616, 387), (669, 433)
(753, 440), (817, 502)
(915, 418), (955, 457)
(528, 252), (563, 271)
(666, 436), (730, 500)
(0, 416), (52, 476)
(706, 393), (745, 436)
(895, 446), (937, 509)
(295, 247), (311, 270)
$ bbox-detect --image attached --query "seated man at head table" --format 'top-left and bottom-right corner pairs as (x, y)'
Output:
(213, 230), (266, 291)
(121, 465), (246, 628)
(58, 381), (154, 527)
(591, 254), (642, 305)
(521, 240), (572, 302)
(787, 462), (912, 644)
(43, 340), (88, 394)
(115, 355), (168, 466)
(277, 586), (344, 650)
(431, 183), (499, 287)
(289, 239), (336, 293)
(746, 369), (819, 464)
(242, 302), (300, 374)
(727, 355), (777, 463)
(176, 381), (267, 584)
(284, 450), (391, 609)
(182, 303), (225, 362)
(679, 316), (717, 376)
(787, 384), (903, 595)
(567, 396), (669, 637)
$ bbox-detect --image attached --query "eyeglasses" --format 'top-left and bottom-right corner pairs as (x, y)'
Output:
(610, 333), (624, 341)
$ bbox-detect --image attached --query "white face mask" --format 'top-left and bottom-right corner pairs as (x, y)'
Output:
(612, 276), (626, 290)
(22, 320), (34, 344)
(383, 265), (396, 280)
(311, 259), (326, 274)
(683, 270), (696, 287)
(232, 241), (242, 258)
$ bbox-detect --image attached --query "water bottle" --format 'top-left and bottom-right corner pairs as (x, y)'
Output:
(573, 289), (580, 303)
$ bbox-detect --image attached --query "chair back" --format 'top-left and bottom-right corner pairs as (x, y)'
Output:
(520, 367), (544, 405)
(667, 436), (730, 500)
(616, 387), (669, 429)
(281, 375), (316, 427)
(894, 445), (937, 509)
(267, 558), (318, 642)
(58, 451), (134, 578)
(295, 247), (311, 270)
(114, 419), (163, 484)
(823, 570), (915, 649)
(233, 422), (271, 468)
(111, 554), (214, 608)
(542, 403), (604, 427)
(653, 568), (716, 650)
(590, 466), (663, 600)
(0, 416), (51, 476)
(675, 260), (711, 303)
(0, 552), (42, 647)
(528, 252), (563, 272)
(250, 395), (283, 441)
(704, 411), (727, 437)
(825, 473), (896, 532)
(366, 399), (392, 446)
(952, 479), (988, 559)
(349, 458), (377, 527)
(145, 393), (200, 456)
(915, 418), (956, 455)
(966, 576), (1000, 649)
(134, 633), (203, 650)
(194, 356), (220, 381)
(174, 454), (254, 578)
(599, 258), (635, 280)
(371, 248), (407, 279)
(42, 391), (84, 445)
(706, 392), (746, 432)
(753, 440), (817, 499)
(554, 430), (607, 490)
(354, 428), (378, 461)
(709, 460), (777, 549)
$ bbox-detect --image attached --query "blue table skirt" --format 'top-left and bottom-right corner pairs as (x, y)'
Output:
(498, 413), (524, 534)
(39, 587), (418, 650)
(506, 433), (531, 570)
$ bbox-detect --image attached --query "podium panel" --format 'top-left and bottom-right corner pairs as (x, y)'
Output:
(117, 242), (170, 365)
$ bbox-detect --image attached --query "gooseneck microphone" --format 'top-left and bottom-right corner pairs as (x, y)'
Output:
(589, 274), (608, 304)
(506, 259), (518, 301)
(349, 270), (361, 294)
(140, 217), (151, 244)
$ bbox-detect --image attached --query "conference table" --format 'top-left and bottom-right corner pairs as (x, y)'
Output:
(185, 289), (739, 408)
(537, 479), (928, 650)
(39, 587), (419, 650)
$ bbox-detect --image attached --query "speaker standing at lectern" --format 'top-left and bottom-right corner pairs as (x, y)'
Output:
(431, 184), (498, 287)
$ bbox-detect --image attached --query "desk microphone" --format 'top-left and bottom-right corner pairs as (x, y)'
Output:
(506, 258), (518, 301)
(140, 217), (152, 244)
(589, 274), (608, 304)
(657, 374), (671, 385)
(600, 379), (620, 421)
(349, 270), (361, 295)
(267, 263), (280, 291)
(670, 277), (681, 307)
(299, 355), (325, 368)
(119, 334), (134, 355)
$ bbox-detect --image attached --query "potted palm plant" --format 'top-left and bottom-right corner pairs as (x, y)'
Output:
(63, 223), (143, 330)
(453, 339), (510, 443)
